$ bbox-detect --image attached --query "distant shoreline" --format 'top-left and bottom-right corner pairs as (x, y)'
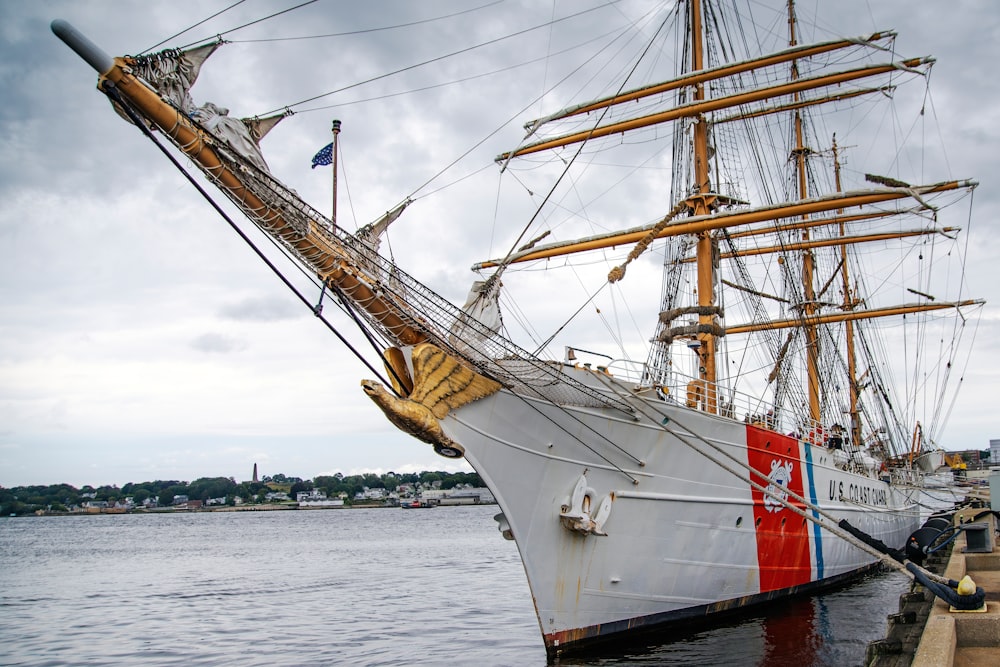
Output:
(8, 500), (497, 518)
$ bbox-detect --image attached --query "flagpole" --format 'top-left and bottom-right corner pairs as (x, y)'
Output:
(331, 119), (341, 228)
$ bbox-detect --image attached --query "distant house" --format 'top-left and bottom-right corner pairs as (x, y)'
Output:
(205, 497), (228, 506)
(82, 500), (108, 510)
(172, 495), (189, 506)
(296, 489), (327, 502)
(265, 491), (290, 502)
(354, 487), (387, 501)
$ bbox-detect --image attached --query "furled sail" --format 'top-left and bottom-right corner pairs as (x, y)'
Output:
(460, 279), (503, 333)
(355, 199), (413, 252)
(129, 42), (275, 173)
(131, 41), (220, 113)
(189, 102), (271, 173)
(243, 112), (289, 143)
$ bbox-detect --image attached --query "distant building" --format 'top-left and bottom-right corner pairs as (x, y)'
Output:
(252, 463), (259, 483)
(172, 495), (189, 505)
(990, 439), (1000, 464)
(298, 493), (344, 508)
(439, 487), (496, 505)
(354, 488), (387, 501)
(421, 489), (446, 501)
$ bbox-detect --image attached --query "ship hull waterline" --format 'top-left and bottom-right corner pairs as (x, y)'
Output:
(414, 358), (918, 656)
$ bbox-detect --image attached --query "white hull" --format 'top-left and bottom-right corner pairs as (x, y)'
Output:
(914, 449), (947, 473)
(437, 362), (918, 654)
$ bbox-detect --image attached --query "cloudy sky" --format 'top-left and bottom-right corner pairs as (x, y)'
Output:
(1, 0), (997, 488)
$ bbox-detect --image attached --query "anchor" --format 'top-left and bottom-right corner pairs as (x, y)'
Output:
(559, 473), (612, 536)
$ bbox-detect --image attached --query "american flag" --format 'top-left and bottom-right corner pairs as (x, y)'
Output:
(311, 142), (334, 169)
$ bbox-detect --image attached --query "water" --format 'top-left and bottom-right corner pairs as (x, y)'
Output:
(0, 506), (909, 666)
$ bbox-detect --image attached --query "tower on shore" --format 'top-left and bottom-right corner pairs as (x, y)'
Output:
(252, 463), (258, 483)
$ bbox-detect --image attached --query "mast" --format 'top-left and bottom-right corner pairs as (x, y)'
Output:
(787, 0), (822, 426)
(690, 0), (719, 413)
(832, 136), (863, 448)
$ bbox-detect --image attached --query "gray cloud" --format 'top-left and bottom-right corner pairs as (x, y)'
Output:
(218, 296), (301, 322)
(189, 332), (245, 354)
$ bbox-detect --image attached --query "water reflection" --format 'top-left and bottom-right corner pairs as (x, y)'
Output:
(553, 571), (908, 666)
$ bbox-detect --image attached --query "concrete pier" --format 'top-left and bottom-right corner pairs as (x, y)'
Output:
(866, 540), (954, 665)
(867, 502), (1000, 667)
(911, 510), (1000, 667)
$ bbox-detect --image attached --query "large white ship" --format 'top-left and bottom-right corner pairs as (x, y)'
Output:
(53, 0), (982, 657)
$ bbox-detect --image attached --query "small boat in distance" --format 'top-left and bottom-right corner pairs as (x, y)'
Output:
(400, 498), (434, 509)
(53, 0), (983, 657)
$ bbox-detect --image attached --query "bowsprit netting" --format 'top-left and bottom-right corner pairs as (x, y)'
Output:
(141, 97), (633, 414)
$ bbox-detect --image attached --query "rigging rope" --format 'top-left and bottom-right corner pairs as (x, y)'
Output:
(230, 1), (503, 43)
(488, 5), (672, 303)
(590, 372), (932, 581)
(255, 2), (623, 117)
(104, 83), (398, 394)
(140, 0), (249, 54)
(304, 5), (655, 207)
(172, 0), (320, 52)
(295, 23), (629, 115)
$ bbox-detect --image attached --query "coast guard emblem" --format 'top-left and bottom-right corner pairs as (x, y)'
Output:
(763, 459), (794, 513)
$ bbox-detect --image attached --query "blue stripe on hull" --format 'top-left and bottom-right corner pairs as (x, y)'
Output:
(803, 443), (824, 578)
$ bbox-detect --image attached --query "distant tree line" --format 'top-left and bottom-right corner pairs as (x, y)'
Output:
(0, 470), (483, 516)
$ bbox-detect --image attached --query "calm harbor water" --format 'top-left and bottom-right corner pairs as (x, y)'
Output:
(0, 505), (909, 666)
